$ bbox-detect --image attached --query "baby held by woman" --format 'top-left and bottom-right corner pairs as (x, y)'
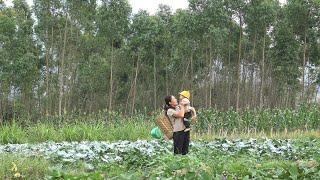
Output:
(179, 90), (196, 132)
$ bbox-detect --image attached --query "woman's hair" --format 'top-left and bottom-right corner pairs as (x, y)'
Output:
(164, 95), (173, 112)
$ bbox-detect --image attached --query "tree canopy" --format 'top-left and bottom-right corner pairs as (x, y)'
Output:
(0, 0), (319, 120)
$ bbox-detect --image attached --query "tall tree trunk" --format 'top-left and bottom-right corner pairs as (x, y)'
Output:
(205, 41), (209, 108)
(314, 85), (318, 103)
(63, 26), (74, 115)
(307, 64), (311, 103)
(109, 41), (114, 112)
(227, 31), (232, 108)
(0, 84), (2, 124)
(224, 56), (229, 110)
(242, 43), (247, 108)
(13, 88), (16, 120)
(250, 33), (256, 108)
(153, 46), (157, 111)
(166, 51), (171, 96)
(267, 63), (273, 108)
(125, 78), (134, 114)
(181, 55), (191, 90)
(58, 15), (68, 117)
(113, 83), (119, 112)
(259, 31), (266, 109)
(271, 76), (277, 108)
(301, 32), (307, 102)
(284, 88), (288, 107)
(214, 55), (218, 109)
(64, 88), (68, 114)
(209, 38), (212, 107)
(68, 65), (77, 114)
(64, 61), (73, 115)
(131, 52), (140, 115)
(49, 26), (54, 115)
(190, 51), (193, 106)
(0, 85), (8, 124)
(45, 29), (49, 117)
(4, 86), (9, 121)
(67, 30), (79, 113)
(165, 51), (173, 95)
(236, 16), (243, 112)
(125, 56), (135, 115)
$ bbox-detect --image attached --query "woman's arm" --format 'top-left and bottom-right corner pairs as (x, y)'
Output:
(173, 105), (185, 118)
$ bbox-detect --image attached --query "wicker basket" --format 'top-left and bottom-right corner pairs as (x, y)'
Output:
(156, 113), (173, 140)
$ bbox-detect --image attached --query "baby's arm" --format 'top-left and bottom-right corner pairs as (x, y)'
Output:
(190, 107), (197, 118)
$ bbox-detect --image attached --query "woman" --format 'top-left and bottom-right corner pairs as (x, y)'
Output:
(164, 95), (189, 155)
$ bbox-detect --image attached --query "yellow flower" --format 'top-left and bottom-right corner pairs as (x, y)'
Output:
(11, 162), (18, 172)
(14, 172), (21, 178)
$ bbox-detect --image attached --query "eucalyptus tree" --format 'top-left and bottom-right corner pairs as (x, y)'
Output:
(126, 11), (160, 113)
(0, 3), (16, 120)
(156, 4), (173, 97)
(33, 0), (64, 116)
(1, 0), (320, 118)
(305, 0), (320, 102)
(225, 0), (246, 111)
(272, 13), (300, 107)
(286, 0), (312, 101)
(9, 0), (38, 118)
(97, 0), (131, 112)
(245, 0), (279, 108)
(171, 8), (200, 98)
(198, 0), (229, 108)
(64, 0), (99, 113)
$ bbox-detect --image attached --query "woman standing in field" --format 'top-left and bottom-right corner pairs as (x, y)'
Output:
(164, 95), (189, 155)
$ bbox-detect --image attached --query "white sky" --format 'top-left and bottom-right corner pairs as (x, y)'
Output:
(4, 0), (189, 14)
(130, 0), (188, 14)
(3, 0), (288, 15)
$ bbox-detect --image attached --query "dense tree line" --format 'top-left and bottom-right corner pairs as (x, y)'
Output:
(0, 0), (319, 120)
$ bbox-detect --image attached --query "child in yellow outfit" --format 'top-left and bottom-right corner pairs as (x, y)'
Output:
(179, 90), (196, 132)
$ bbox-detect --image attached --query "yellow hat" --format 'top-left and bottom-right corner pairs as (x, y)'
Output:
(179, 90), (190, 99)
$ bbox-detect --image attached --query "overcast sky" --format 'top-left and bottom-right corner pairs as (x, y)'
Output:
(4, 0), (286, 14)
(4, 0), (188, 14)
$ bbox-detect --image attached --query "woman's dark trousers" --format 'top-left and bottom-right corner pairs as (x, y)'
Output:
(173, 130), (190, 155)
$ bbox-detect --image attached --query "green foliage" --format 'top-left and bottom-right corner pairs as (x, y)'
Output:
(97, 0), (131, 42)
(0, 106), (319, 143)
(0, 111), (156, 143)
(195, 105), (320, 133)
(0, 122), (27, 144)
(0, 153), (51, 179)
(42, 138), (320, 179)
(0, 0), (320, 123)
(1, 133), (320, 179)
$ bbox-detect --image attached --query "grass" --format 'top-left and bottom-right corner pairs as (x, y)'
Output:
(1, 154), (317, 179)
(195, 129), (320, 140)
(1, 105), (319, 143)
(0, 120), (155, 144)
(0, 151), (304, 179)
(0, 121), (320, 144)
(45, 150), (320, 179)
(195, 105), (320, 132)
(0, 123), (28, 144)
(0, 153), (51, 179)
(0, 107), (319, 179)
(0, 136), (319, 179)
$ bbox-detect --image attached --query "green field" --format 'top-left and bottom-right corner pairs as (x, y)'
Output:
(1, 106), (320, 144)
(1, 0), (320, 178)
(0, 107), (320, 179)
(1, 138), (320, 179)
